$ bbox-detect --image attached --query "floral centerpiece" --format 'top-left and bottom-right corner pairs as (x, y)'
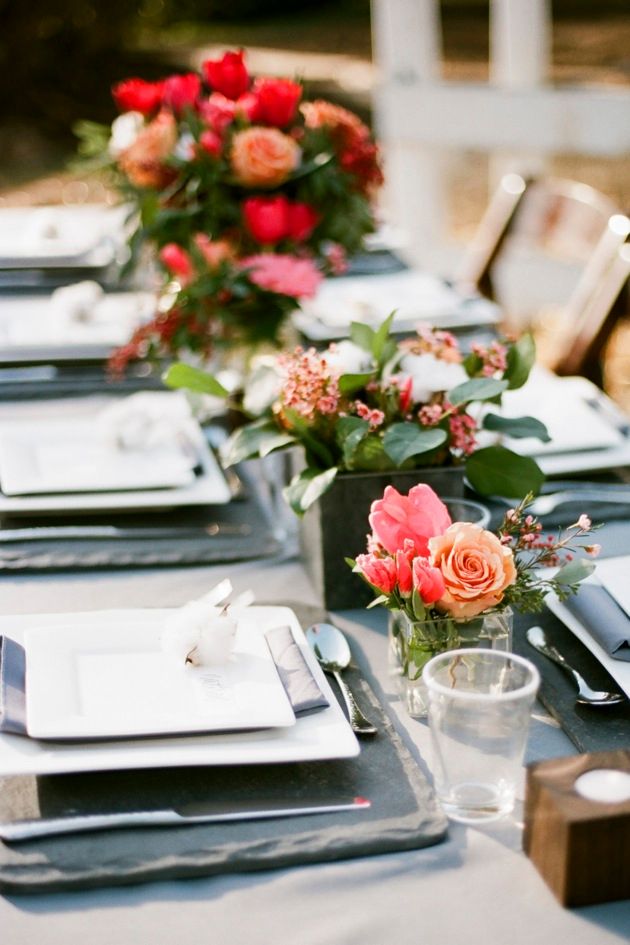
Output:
(76, 49), (383, 370)
(167, 314), (548, 502)
(350, 482), (599, 716)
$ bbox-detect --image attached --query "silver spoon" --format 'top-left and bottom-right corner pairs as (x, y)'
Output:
(306, 623), (377, 736)
(526, 626), (626, 707)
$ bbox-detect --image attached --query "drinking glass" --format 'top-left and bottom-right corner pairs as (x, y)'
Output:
(422, 648), (540, 824)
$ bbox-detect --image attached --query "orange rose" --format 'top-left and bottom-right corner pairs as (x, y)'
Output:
(428, 522), (517, 619)
(230, 127), (300, 188)
(118, 111), (177, 189)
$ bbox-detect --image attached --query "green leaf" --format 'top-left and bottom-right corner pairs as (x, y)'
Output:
(336, 416), (370, 465)
(483, 413), (551, 442)
(412, 589), (427, 621)
(220, 419), (294, 466)
(465, 445), (545, 498)
(163, 363), (229, 398)
(372, 312), (395, 363)
(505, 333), (536, 390)
(346, 434), (392, 471)
(283, 466), (338, 514)
(463, 351), (484, 377)
(448, 377), (508, 406)
(383, 424), (448, 467)
(555, 558), (596, 586)
(350, 321), (375, 353)
(338, 371), (376, 395)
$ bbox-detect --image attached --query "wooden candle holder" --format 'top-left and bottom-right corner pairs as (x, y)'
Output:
(523, 749), (630, 907)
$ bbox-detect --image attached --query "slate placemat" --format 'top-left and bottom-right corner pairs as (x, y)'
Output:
(0, 613), (447, 894)
(0, 464), (282, 572)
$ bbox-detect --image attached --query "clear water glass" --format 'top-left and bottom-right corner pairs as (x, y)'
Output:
(422, 649), (540, 824)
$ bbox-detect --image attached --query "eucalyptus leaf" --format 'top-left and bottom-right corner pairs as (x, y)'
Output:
(465, 445), (545, 497)
(220, 419), (294, 466)
(383, 424), (447, 466)
(347, 433), (392, 471)
(163, 362), (229, 398)
(350, 321), (375, 353)
(372, 312), (395, 362)
(483, 413), (551, 442)
(338, 371), (376, 395)
(448, 377), (508, 406)
(283, 466), (338, 514)
(505, 333), (536, 390)
(555, 558), (596, 586)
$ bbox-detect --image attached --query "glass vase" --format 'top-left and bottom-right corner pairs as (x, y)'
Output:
(388, 608), (513, 719)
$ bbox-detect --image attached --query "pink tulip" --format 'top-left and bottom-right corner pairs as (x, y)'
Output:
(412, 558), (445, 605)
(355, 553), (397, 595)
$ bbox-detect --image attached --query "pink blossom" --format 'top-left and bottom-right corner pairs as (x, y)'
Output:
(418, 404), (443, 426)
(355, 553), (397, 595)
(355, 401), (385, 430)
(369, 484), (452, 557)
(395, 546), (415, 596)
(585, 544), (601, 557)
(241, 253), (322, 299)
(471, 340), (508, 376)
(159, 243), (195, 284)
(449, 411), (477, 455)
(324, 242), (348, 275)
(279, 347), (340, 420)
(577, 514), (592, 530)
(412, 557), (446, 604)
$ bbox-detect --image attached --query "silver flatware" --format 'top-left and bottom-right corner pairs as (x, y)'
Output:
(0, 522), (251, 543)
(496, 486), (630, 518)
(306, 623), (378, 736)
(526, 626), (626, 706)
(0, 796), (371, 843)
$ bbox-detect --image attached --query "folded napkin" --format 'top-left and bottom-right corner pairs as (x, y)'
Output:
(563, 584), (630, 662)
(0, 626), (328, 737)
(265, 625), (329, 715)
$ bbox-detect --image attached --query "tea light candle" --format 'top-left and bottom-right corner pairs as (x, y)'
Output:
(574, 768), (630, 804)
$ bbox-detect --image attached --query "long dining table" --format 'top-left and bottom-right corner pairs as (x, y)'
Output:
(1, 541), (629, 943)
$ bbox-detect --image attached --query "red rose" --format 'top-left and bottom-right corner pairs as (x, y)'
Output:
(243, 195), (290, 244)
(198, 129), (222, 157)
(162, 73), (201, 114)
(202, 50), (249, 100)
(286, 201), (318, 241)
(252, 77), (302, 128)
(159, 243), (195, 284)
(112, 78), (163, 115)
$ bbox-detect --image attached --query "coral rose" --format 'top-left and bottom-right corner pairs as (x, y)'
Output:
(231, 127), (300, 188)
(369, 485), (452, 557)
(118, 111), (177, 189)
(355, 553), (397, 596)
(428, 522), (517, 619)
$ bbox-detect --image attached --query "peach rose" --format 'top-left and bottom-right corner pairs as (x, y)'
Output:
(428, 522), (517, 619)
(230, 127), (300, 188)
(118, 111), (177, 189)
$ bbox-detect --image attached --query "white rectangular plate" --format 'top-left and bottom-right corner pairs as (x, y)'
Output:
(0, 205), (126, 268)
(0, 607), (359, 775)
(0, 291), (155, 349)
(293, 269), (499, 340)
(23, 611), (295, 739)
(546, 579), (630, 699)
(0, 418), (197, 495)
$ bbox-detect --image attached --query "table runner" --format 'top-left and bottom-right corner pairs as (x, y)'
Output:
(0, 615), (447, 893)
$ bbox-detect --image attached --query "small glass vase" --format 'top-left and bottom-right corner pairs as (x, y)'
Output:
(388, 608), (513, 719)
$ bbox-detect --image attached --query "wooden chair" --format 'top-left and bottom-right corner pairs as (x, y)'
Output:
(455, 174), (630, 385)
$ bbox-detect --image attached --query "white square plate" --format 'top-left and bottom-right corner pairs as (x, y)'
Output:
(0, 607), (359, 775)
(0, 418), (199, 495)
(23, 611), (296, 740)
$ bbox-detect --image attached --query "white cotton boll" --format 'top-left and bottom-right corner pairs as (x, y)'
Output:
(161, 601), (238, 668)
(108, 112), (144, 157)
(398, 352), (468, 403)
(50, 281), (104, 325)
(97, 392), (194, 451)
(324, 340), (374, 375)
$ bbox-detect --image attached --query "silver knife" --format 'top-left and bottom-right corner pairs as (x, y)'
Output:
(0, 523), (251, 543)
(0, 796), (371, 842)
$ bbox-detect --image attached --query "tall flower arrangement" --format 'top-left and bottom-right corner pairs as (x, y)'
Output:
(77, 49), (383, 369)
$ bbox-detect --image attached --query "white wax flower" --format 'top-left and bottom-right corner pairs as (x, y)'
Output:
(162, 601), (238, 667)
(324, 340), (373, 375)
(398, 352), (468, 403)
(50, 281), (104, 325)
(108, 111), (144, 157)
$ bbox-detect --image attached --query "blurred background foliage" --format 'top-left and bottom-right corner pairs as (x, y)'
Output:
(0, 0), (628, 189)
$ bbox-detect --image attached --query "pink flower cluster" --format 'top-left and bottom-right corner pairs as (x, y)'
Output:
(354, 484), (517, 619)
(471, 340), (508, 376)
(403, 325), (462, 363)
(278, 347), (341, 420)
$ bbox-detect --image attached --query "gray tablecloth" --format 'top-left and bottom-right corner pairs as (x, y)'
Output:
(1, 558), (628, 943)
